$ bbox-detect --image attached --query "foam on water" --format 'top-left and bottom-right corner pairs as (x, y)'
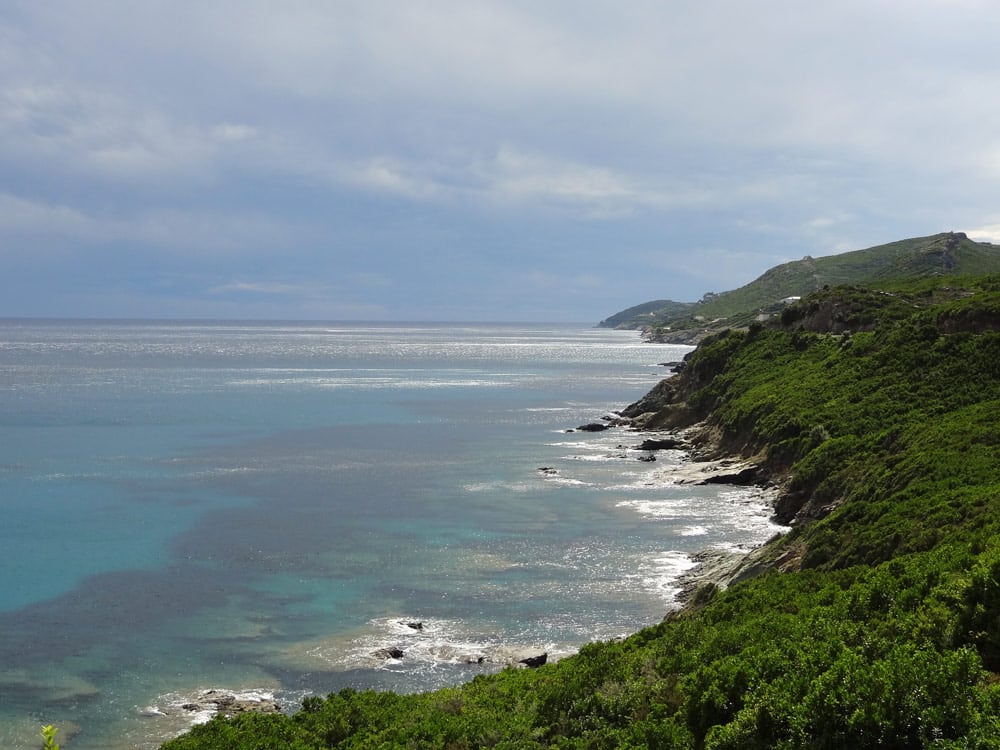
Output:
(637, 552), (701, 601)
(125, 687), (298, 750)
(463, 480), (537, 493)
(321, 617), (541, 671)
(616, 497), (703, 518)
(540, 475), (595, 487)
(680, 525), (710, 536)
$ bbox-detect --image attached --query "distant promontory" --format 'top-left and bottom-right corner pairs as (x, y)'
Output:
(599, 231), (1000, 342)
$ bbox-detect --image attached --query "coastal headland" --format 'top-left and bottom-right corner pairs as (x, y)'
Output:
(165, 273), (1000, 748)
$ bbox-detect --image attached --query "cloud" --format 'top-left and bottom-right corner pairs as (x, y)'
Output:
(966, 225), (1000, 245)
(330, 146), (716, 219)
(0, 192), (107, 242)
(198, 277), (395, 321)
(341, 157), (446, 201)
(208, 281), (302, 296)
(212, 123), (258, 143)
(127, 208), (311, 256)
(485, 146), (643, 218)
(5, 1), (1000, 320)
(0, 190), (314, 262)
(0, 24), (267, 187)
(0, 81), (211, 182)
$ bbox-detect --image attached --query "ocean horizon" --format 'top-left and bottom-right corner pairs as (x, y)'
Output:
(0, 320), (785, 749)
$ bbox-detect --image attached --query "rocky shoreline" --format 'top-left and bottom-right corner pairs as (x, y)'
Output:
(141, 689), (282, 722)
(551, 404), (790, 609)
(153, 399), (788, 731)
(607, 412), (793, 608)
(179, 689), (282, 717)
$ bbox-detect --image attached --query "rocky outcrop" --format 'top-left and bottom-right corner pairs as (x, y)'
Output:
(699, 465), (766, 486)
(644, 327), (714, 345)
(619, 378), (681, 421)
(672, 549), (746, 606)
(619, 378), (699, 431)
(636, 437), (686, 451)
(180, 690), (281, 717)
(518, 653), (548, 668)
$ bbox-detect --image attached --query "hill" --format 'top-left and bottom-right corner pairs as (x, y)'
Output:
(601, 231), (1000, 342)
(163, 273), (1000, 748)
(597, 298), (694, 328)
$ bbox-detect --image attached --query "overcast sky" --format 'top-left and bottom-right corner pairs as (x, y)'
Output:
(4, 1), (1000, 321)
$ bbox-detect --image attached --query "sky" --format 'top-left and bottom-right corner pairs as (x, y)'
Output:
(4, 1), (1000, 322)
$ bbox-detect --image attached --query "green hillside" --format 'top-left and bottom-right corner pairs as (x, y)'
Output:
(163, 273), (1000, 749)
(598, 299), (695, 328)
(597, 299), (694, 328)
(602, 231), (1000, 341)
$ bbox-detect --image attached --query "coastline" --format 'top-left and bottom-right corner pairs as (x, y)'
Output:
(145, 411), (788, 741)
(43, 322), (764, 748)
(613, 415), (793, 610)
(154, 281), (1000, 747)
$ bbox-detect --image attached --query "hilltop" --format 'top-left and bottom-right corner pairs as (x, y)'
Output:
(164, 272), (1000, 748)
(600, 231), (1000, 342)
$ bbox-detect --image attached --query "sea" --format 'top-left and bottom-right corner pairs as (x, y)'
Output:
(0, 320), (786, 749)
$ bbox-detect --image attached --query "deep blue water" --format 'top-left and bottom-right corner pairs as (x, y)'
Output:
(0, 321), (784, 748)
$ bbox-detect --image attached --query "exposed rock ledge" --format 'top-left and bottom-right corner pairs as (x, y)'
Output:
(176, 689), (281, 718)
(616, 418), (793, 603)
(673, 536), (805, 610)
(666, 455), (768, 486)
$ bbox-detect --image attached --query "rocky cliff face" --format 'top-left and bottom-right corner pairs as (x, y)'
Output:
(619, 326), (834, 538)
(621, 273), (1000, 572)
(622, 331), (760, 449)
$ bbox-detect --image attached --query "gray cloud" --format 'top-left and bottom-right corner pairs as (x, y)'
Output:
(3, 1), (1000, 319)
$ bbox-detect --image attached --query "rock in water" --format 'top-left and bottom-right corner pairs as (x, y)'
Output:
(181, 690), (281, 717)
(519, 652), (547, 668)
(636, 437), (686, 451)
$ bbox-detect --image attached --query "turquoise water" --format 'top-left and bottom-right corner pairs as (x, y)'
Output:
(0, 321), (785, 748)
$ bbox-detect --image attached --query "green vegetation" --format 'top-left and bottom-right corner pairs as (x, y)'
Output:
(600, 232), (1000, 342)
(41, 725), (59, 750)
(598, 299), (695, 329)
(164, 274), (1000, 749)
